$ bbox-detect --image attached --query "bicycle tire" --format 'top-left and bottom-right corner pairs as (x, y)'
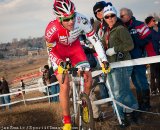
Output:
(77, 93), (95, 130)
(70, 98), (79, 127)
(69, 85), (79, 128)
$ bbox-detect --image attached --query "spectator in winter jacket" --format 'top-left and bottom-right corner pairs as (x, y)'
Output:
(92, 1), (111, 102)
(0, 77), (11, 111)
(42, 65), (59, 102)
(145, 16), (160, 95)
(145, 16), (160, 34)
(102, 5), (138, 126)
(120, 8), (156, 111)
(93, 1), (112, 40)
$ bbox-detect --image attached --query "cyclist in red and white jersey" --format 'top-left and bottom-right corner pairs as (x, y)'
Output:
(45, 0), (108, 129)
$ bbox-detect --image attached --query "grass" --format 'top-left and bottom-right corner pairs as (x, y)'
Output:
(0, 56), (48, 83)
(0, 57), (160, 130)
(0, 103), (62, 127)
(0, 91), (160, 130)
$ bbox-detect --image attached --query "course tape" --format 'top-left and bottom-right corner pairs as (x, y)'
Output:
(0, 56), (160, 116)
(93, 98), (160, 115)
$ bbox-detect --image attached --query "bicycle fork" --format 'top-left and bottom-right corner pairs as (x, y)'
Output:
(72, 78), (78, 118)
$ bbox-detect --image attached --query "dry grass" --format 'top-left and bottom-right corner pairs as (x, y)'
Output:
(0, 91), (160, 130)
(0, 56), (48, 83)
(0, 103), (62, 127)
(0, 57), (160, 130)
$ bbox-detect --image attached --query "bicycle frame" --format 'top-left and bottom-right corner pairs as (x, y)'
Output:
(71, 75), (79, 119)
(71, 67), (89, 117)
(69, 67), (91, 127)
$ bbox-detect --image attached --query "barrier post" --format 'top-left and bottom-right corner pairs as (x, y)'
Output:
(46, 85), (51, 104)
(21, 89), (26, 106)
(106, 79), (122, 125)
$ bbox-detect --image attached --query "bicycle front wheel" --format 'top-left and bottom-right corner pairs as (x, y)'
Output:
(78, 93), (94, 130)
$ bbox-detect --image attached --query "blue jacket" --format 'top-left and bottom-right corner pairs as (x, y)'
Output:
(126, 17), (156, 59)
(158, 22), (160, 34)
(150, 28), (160, 55)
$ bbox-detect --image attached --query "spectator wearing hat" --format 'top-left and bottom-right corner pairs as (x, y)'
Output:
(93, 1), (112, 40)
(120, 8), (156, 111)
(92, 0), (113, 99)
(102, 5), (138, 126)
(145, 16), (160, 95)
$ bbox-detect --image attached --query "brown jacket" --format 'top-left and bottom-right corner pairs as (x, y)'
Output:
(0, 80), (10, 94)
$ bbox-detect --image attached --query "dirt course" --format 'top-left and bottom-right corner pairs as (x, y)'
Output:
(0, 95), (159, 130)
(0, 57), (160, 130)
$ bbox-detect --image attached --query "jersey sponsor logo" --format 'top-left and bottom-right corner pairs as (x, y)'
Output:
(92, 34), (99, 43)
(49, 52), (58, 63)
(59, 36), (68, 45)
(81, 17), (88, 25)
(69, 27), (81, 37)
(68, 28), (81, 44)
(46, 26), (57, 38)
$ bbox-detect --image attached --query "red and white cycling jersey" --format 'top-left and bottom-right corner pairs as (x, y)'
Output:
(45, 12), (107, 67)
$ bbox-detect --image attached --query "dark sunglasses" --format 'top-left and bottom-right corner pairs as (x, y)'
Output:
(104, 14), (116, 19)
(60, 13), (75, 22)
(120, 14), (127, 18)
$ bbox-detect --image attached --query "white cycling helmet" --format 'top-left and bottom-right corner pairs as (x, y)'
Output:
(53, 0), (75, 17)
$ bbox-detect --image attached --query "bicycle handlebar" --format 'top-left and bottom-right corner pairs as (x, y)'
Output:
(61, 61), (90, 84)
(61, 60), (110, 84)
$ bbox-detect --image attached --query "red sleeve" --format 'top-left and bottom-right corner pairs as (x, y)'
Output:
(136, 24), (156, 56)
(45, 20), (58, 43)
(45, 20), (64, 65)
(145, 41), (156, 57)
(136, 24), (151, 39)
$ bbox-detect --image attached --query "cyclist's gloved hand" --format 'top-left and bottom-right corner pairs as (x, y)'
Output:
(106, 47), (116, 56)
(60, 61), (66, 69)
(102, 61), (109, 69)
(58, 61), (66, 74)
(102, 61), (110, 74)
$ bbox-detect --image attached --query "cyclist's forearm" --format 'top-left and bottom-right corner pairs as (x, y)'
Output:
(87, 31), (107, 62)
